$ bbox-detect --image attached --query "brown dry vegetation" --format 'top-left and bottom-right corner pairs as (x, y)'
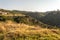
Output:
(0, 21), (60, 40)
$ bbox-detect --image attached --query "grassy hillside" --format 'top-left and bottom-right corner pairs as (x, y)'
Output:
(0, 9), (60, 40)
(0, 21), (60, 40)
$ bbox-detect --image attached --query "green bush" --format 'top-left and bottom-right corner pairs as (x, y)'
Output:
(0, 16), (6, 22)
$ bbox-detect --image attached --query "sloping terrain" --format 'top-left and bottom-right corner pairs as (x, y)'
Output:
(0, 9), (60, 40)
(0, 21), (60, 40)
(40, 11), (60, 26)
(22, 10), (60, 27)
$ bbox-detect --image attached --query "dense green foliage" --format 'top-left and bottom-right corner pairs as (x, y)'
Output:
(0, 16), (40, 26)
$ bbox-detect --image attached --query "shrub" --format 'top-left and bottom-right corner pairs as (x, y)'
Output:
(0, 16), (6, 22)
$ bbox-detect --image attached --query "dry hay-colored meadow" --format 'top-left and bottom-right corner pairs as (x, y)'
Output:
(0, 21), (60, 40)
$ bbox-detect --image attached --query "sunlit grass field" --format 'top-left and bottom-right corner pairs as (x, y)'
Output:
(0, 21), (60, 40)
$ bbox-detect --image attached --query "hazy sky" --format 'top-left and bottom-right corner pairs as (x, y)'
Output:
(0, 0), (60, 12)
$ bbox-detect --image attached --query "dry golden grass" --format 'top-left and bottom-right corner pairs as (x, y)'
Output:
(0, 21), (60, 40)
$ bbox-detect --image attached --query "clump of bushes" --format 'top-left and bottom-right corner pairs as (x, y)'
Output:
(13, 16), (39, 25)
(0, 16), (39, 25)
(0, 16), (6, 22)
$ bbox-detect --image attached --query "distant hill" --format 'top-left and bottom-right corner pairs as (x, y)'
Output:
(39, 11), (60, 27)
(19, 10), (60, 27)
(0, 9), (60, 28)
